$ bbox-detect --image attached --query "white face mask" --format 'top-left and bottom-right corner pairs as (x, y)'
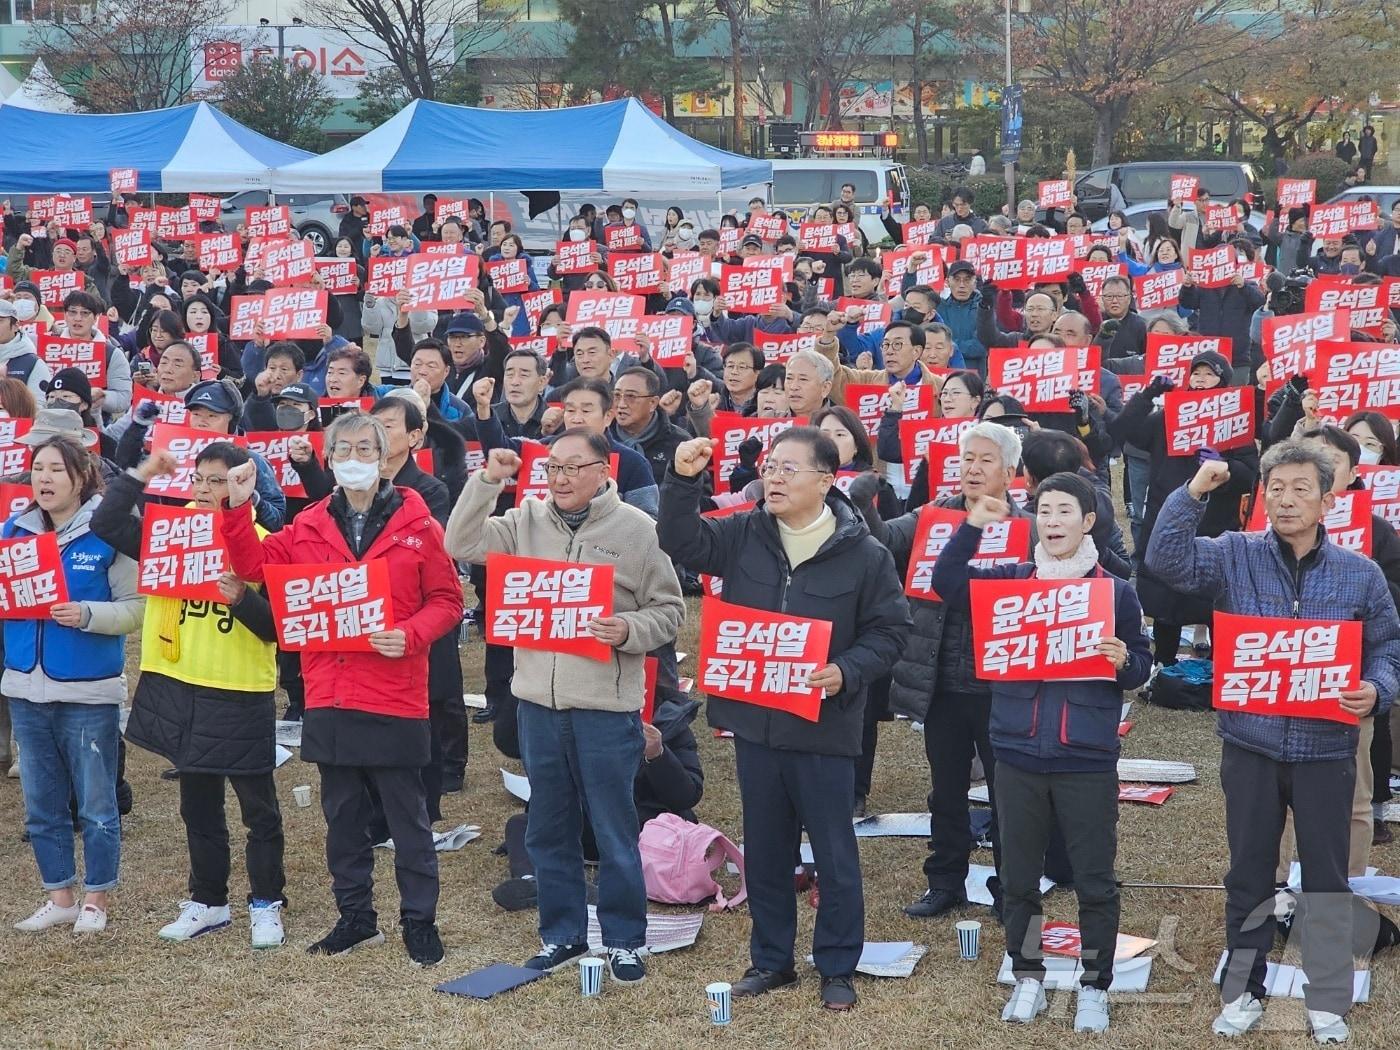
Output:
(622, 208), (637, 221)
(332, 459), (381, 491)
(1359, 446), (1382, 465)
(568, 228), (587, 242)
(540, 325), (558, 338)
(677, 226), (695, 243)
(13, 299), (37, 322)
(693, 298), (714, 318)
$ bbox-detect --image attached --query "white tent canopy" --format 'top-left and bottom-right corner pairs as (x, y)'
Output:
(1, 58), (79, 113)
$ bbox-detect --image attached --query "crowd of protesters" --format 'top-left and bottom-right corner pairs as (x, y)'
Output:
(0, 174), (1398, 1042)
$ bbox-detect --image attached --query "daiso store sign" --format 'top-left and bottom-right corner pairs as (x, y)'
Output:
(193, 27), (445, 98)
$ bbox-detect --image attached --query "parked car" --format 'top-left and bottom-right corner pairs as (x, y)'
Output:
(1089, 200), (1266, 237)
(769, 158), (909, 245)
(1326, 185), (1400, 213)
(221, 191), (350, 255)
(1074, 161), (1264, 221)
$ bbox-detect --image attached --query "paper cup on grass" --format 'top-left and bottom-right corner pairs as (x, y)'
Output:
(579, 957), (604, 997)
(956, 919), (981, 960)
(706, 981), (732, 1025)
(292, 785), (312, 808)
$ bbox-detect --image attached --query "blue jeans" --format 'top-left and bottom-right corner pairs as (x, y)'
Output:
(1125, 451), (1150, 553)
(517, 701), (646, 950)
(8, 699), (121, 892)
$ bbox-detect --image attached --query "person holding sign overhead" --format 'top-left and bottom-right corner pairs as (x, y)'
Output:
(220, 411), (464, 969)
(658, 426), (911, 1012)
(1146, 442), (1400, 1044)
(4, 434), (143, 936)
(445, 430), (684, 987)
(927, 472), (1151, 1032)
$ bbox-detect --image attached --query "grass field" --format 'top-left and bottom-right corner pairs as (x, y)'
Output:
(0, 605), (1397, 1050)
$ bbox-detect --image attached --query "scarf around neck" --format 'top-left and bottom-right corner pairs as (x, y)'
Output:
(1033, 535), (1099, 579)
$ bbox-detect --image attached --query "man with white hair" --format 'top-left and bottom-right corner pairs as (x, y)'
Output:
(784, 349), (836, 418)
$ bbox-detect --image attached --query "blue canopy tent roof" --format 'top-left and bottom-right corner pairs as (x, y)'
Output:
(270, 97), (772, 194)
(0, 101), (313, 193)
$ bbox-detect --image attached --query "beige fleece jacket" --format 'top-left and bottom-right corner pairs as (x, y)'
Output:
(445, 471), (685, 713)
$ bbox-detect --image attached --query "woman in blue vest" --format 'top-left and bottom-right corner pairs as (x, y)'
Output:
(4, 432), (143, 936)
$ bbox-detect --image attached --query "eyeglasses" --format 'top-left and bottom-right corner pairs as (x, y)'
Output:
(1101, 293), (1131, 300)
(330, 441), (380, 461)
(880, 341), (909, 351)
(191, 473), (227, 486)
(724, 361), (755, 372)
(760, 462), (830, 480)
(544, 461), (605, 477)
(613, 391), (657, 403)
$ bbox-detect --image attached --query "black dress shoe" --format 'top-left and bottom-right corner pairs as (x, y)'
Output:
(732, 966), (798, 997)
(903, 888), (967, 918)
(820, 974), (858, 1011)
(471, 705), (497, 724)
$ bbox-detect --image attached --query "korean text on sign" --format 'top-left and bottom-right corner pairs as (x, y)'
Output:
(0, 533), (69, 619)
(137, 505), (228, 603)
(904, 508), (1031, 600)
(969, 577), (1117, 681)
(1212, 612), (1361, 725)
(696, 596), (833, 722)
(1163, 387), (1254, 455)
(265, 560), (394, 652)
(484, 552), (616, 663)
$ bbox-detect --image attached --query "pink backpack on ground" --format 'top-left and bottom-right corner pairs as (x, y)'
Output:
(639, 813), (748, 912)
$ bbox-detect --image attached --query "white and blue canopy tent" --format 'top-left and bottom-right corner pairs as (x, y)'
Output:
(269, 97), (772, 197)
(0, 101), (313, 193)
(0, 58), (79, 113)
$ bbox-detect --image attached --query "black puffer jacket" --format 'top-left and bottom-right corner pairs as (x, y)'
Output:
(1178, 281), (1266, 369)
(658, 473), (911, 756)
(638, 695), (705, 823)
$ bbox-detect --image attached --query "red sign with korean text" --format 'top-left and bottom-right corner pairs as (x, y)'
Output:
(367, 205), (410, 238)
(555, 239), (599, 274)
(260, 289), (329, 340)
(1276, 179), (1316, 210)
(798, 223), (842, 253)
(1162, 387), (1255, 454)
(1169, 174), (1199, 202)
(434, 199), (471, 222)
(610, 252), (664, 294)
(1145, 334), (1229, 389)
(843, 382), (933, 440)
(1213, 613), (1360, 725)
(604, 224), (647, 253)
(513, 441), (620, 506)
(1247, 488), (1373, 554)
(988, 345), (1100, 412)
(314, 258), (359, 295)
(565, 290), (643, 348)
(754, 331), (817, 365)
(245, 205), (291, 238)
(1134, 269), (1186, 312)
(747, 213), (789, 242)
(245, 432), (324, 499)
(130, 386), (188, 427)
(110, 167), (138, 194)
(366, 255), (409, 297)
(710, 414), (801, 485)
(261, 239), (316, 287)
(265, 560), (394, 652)
(31, 270), (81, 308)
(1075, 260), (1127, 301)
(1304, 278), (1399, 337)
(1262, 309), (1351, 383)
(970, 577), (1116, 681)
(0, 483), (30, 521)
(666, 251), (706, 291)
(185, 333), (218, 376)
(484, 552), (615, 663)
(521, 287), (561, 332)
(697, 596), (833, 722)
(836, 296), (891, 335)
(1187, 244), (1239, 289)
(904, 506), (1031, 600)
(1201, 202), (1237, 235)
(1359, 465), (1400, 530)
(112, 228), (153, 269)
(37, 335), (107, 387)
(196, 232), (242, 272)
(485, 257), (531, 295)
(1038, 180), (1074, 210)
(137, 505), (229, 602)
(403, 252), (480, 311)
(902, 219), (940, 246)
(720, 264), (784, 314)
(188, 193), (221, 222)
(899, 418), (974, 487)
(0, 533), (69, 619)
(636, 313), (693, 367)
(144, 424), (248, 499)
(157, 206), (199, 241)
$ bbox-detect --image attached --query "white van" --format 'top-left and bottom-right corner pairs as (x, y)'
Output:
(769, 158), (909, 245)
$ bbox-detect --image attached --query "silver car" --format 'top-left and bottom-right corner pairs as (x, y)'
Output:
(1089, 200), (1266, 237)
(221, 191), (351, 256)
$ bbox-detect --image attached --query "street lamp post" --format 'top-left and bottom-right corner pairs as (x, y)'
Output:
(1004, 0), (1015, 218)
(258, 16), (305, 62)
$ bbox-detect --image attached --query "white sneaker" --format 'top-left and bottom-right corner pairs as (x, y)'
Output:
(1307, 1010), (1349, 1045)
(72, 904), (107, 934)
(1213, 994), (1265, 1037)
(1075, 986), (1111, 1033)
(15, 900), (80, 932)
(249, 900), (285, 950)
(159, 901), (231, 942)
(1001, 977), (1047, 1023)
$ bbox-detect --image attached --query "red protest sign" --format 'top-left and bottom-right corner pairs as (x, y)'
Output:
(0, 533), (70, 619)
(1308, 203), (1351, 238)
(1162, 387), (1254, 454)
(987, 345), (1100, 412)
(963, 236), (1075, 289)
(1119, 784), (1174, 805)
(228, 295), (264, 341)
(0, 482), (31, 521)
(718, 227), (741, 255)
(697, 595), (833, 722)
(196, 232), (242, 271)
(157, 206), (199, 241)
(261, 288), (328, 340)
(754, 331), (817, 365)
(519, 288), (561, 333)
(555, 239), (599, 274)
(1276, 179), (1316, 210)
(1146, 334), (1230, 390)
(744, 254), (795, 282)
(137, 505), (229, 602)
(904, 506), (1031, 600)
(798, 222), (842, 253)
(1305, 278), (1399, 337)
(1349, 199), (1380, 231)
(1075, 260), (1127, 301)
(51, 196), (92, 229)
(1169, 174), (1199, 203)
(710, 414), (801, 485)
(565, 290), (644, 348)
(245, 432), (323, 499)
(1038, 179), (1074, 210)
(130, 386), (188, 427)
(1246, 487), (1374, 554)
(636, 313), (693, 367)
(843, 382), (932, 440)
(1262, 309), (1351, 383)
(484, 552), (615, 663)
(1187, 244), (1239, 289)
(31, 270), (82, 308)
(314, 258), (360, 295)
(899, 417), (974, 487)
(902, 218), (940, 246)
(1133, 269), (1186, 312)
(747, 212), (790, 242)
(366, 255), (409, 297)
(1310, 341), (1400, 385)
(112, 228), (153, 269)
(185, 333), (218, 375)
(265, 560), (395, 652)
(434, 198), (471, 222)
(485, 257), (531, 295)
(1213, 612), (1361, 725)
(513, 441), (620, 506)
(720, 263), (785, 314)
(245, 205), (291, 238)
(921, 441), (965, 500)
(367, 204), (410, 238)
(1310, 373), (1400, 423)
(666, 251), (707, 291)
(110, 167), (138, 194)
(970, 577), (1117, 681)
(836, 297), (891, 336)
(144, 424), (248, 499)
(403, 252), (479, 311)
(508, 335), (555, 358)
(261, 239), (316, 287)
(610, 252), (664, 294)
(881, 245), (951, 298)
(1359, 465), (1400, 530)
(419, 242), (468, 258)
(1201, 202), (1238, 235)
(37, 335), (107, 387)
(604, 223), (647, 253)
(188, 193), (222, 222)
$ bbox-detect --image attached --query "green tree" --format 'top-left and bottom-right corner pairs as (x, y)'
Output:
(202, 61), (335, 151)
(348, 64), (483, 128)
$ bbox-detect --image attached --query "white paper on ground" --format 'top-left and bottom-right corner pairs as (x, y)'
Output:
(274, 720), (302, 748)
(1117, 759), (1197, 783)
(1381, 801), (1400, 824)
(587, 905), (702, 954)
(1349, 875), (1400, 906)
(501, 768), (531, 802)
(376, 825), (482, 852)
(968, 784), (990, 804)
(853, 812), (932, 837)
(966, 863), (1053, 906)
(1212, 951), (1370, 1003)
(726, 841), (811, 875)
(806, 941), (927, 978)
(675, 651), (688, 663)
(998, 952), (1152, 992)
(463, 693), (487, 709)
(1121, 701), (1133, 720)
(1286, 862), (1377, 891)
(274, 745), (293, 768)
